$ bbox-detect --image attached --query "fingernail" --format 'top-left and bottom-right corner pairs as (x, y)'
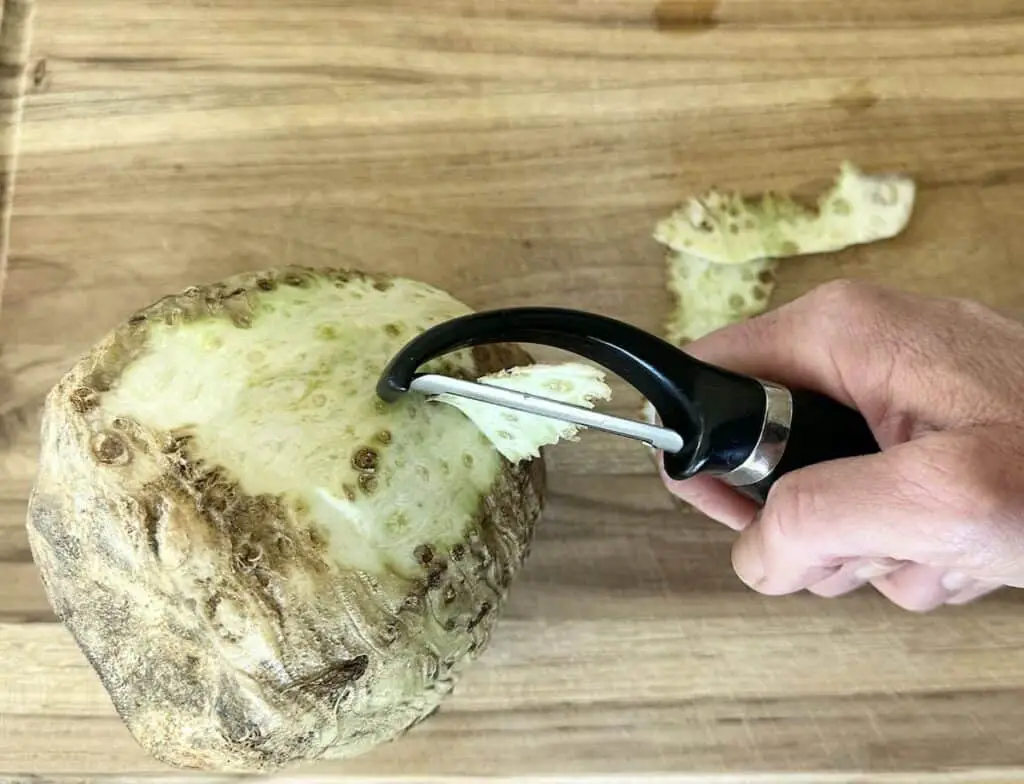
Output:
(947, 581), (999, 605)
(737, 509), (762, 533)
(941, 571), (969, 593)
(732, 531), (766, 589)
(855, 559), (900, 580)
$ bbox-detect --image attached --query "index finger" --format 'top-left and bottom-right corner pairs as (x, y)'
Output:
(680, 279), (925, 447)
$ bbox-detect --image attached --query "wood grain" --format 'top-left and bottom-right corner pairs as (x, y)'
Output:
(2, 0), (1024, 779)
(0, 0), (34, 309)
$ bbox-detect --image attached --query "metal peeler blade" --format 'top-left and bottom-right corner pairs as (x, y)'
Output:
(409, 373), (686, 453)
(376, 306), (880, 506)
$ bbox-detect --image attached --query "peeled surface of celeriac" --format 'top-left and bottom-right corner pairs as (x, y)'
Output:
(25, 266), (611, 772)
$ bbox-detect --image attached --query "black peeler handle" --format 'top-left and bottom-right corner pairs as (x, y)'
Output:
(376, 307), (880, 507)
(726, 386), (881, 506)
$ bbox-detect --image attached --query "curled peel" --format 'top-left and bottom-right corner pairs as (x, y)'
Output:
(653, 161), (916, 266)
(431, 362), (613, 462)
(642, 162), (917, 433)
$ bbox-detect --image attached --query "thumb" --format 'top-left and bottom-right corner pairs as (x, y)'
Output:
(730, 435), (973, 595)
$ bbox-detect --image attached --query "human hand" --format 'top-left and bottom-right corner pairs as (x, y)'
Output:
(660, 279), (1024, 611)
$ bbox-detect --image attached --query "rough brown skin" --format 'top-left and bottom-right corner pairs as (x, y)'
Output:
(25, 266), (546, 772)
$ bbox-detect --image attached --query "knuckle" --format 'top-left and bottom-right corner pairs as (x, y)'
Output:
(800, 279), (897, 370)
(948, 295), (998, 325)
(806, 278), (883, 317)
(934, 441), (1008, 520)
(958, 454), (1012, 521)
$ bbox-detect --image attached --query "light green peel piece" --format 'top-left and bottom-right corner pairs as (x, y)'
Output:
(431, 362), (613, 462)
(663, 251), (779, 346)
(653, 161), (916, 266)
(642, 162), (917, 436)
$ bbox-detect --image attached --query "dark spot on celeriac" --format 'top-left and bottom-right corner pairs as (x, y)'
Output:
(162, 431), (193, 454)
(400, 593), (421, 612)
(69, 386), (97, 413)
(351, 447), (378, 472)
(276, 534), (295, 557)
(380, 622), (400, 645)
(467, 602), (493, 632)
(205, 593), (222, 618)
(426, 565), (445, 590)
(85, 371), (112, 393)
(142, 498), (163, 558)
(358, 474), (378, 495)
(237, 542), (261, 568)
(308, 526), (327, 550)
(92, 432), (130, 465)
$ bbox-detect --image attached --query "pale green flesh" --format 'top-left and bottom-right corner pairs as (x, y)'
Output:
(105, 277), (504, 580)
(432, 362), (613, 462)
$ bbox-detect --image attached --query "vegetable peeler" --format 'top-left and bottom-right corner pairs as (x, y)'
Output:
(376, 307), (880, 506)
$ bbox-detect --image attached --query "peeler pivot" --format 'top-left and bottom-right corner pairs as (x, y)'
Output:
(376, 307), (880, 506)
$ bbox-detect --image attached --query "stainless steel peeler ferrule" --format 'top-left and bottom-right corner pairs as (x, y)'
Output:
(375, 307), (879, 507)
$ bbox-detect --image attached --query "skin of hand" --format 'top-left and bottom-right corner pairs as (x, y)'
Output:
(659, 279), (1024, 612)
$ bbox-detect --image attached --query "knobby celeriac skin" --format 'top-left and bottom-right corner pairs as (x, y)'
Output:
(26, 266), (554, 772)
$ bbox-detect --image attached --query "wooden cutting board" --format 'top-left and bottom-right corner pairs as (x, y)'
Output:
(2, 0), (1024, 780)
